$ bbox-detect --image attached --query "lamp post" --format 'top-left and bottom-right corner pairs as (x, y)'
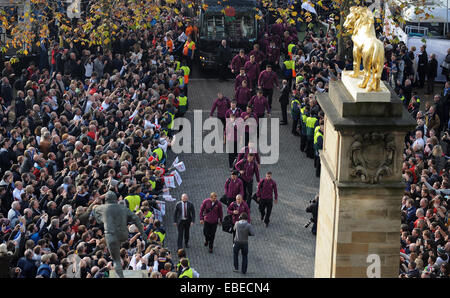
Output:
(446, 0), (449, 37)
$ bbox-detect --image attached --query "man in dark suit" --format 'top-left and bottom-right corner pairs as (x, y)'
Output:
(426, 53), (438, 94)
(279, 79), (290, 125)
(417, 45), (428, 88)
(173, 193), (196, 249)
(217, 39), (232, 81)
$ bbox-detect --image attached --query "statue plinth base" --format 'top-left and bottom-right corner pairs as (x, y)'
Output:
(109, 270), (148, 278)
(341, 71), (391, 102)
(314, 77), (415, 278)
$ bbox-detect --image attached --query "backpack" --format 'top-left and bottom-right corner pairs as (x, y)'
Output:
(222, 214), (233, 233)
(251, 179), (266, 204)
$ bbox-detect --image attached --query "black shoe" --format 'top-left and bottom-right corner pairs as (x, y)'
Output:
(265, 223), (269, 228)
(209, 248), (213, 253)
(261, 214), (264, 221)
(280, 121), (287, 125)
(204, 240), (208, 247)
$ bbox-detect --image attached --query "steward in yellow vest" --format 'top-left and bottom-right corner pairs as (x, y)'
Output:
(125, 185), (142, 212)
(177, 94), (188, 116)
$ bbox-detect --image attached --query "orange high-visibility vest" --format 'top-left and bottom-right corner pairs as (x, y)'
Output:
(183, 41), (195, 56)
(166, 39), (174, 53)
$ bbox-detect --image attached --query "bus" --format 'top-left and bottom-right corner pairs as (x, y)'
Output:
(197, 0), (261, 70)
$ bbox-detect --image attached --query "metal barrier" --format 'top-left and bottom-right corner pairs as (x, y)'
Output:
(405, 25), (429, 37)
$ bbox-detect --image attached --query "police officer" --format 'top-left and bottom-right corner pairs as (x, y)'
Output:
(290, 94), (301, 135)
(314, 122), (324, 177)
(305, 110), (318, 159)
(300, 104), (309, 153)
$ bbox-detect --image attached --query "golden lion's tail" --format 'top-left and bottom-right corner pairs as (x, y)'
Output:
(372, 41), (384, 79)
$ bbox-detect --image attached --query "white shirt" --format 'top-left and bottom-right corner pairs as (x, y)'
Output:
(84, 62), (93, 77)
(181, 201), (188, 219)
(158, 138), (169, 153)
(100, 101), (109, 112)
(144, 120), (156, 130)
(412, 137), (425, 150)
(13, 188), (24, 202)
(84, 100), (93, 114)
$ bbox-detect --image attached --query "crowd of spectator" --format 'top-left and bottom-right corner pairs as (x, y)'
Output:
(0, 0), (448, 278)
(260, 1), (450, 278)
(0, 1), (198, 278)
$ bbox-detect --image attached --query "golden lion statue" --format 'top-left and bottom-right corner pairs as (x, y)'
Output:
(343, 6), (384, 92)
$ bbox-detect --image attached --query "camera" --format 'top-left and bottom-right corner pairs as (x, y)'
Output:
(304, 219), (313, 228)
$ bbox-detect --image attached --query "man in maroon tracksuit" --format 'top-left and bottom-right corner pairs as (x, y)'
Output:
(237, 142), (260, 167)
(225, 114), (244, 170)
(227, 194), (250, 240)
(240, 105), (258, 145)
(199, 192), (223, 253)
(234, 68), (249, 91)
(235, 80), (251, 111)
(224, 171), (244, 205)
(249, 89), (270, 119)
(235, 153), (260, 209)
(225, 100), (242, 119)
(256, 171), (278, 227)
(249, 44), (265, 66)
(266, 40), (280, 71)
(258, 64), (279, 110)
(244, 55), (260, 95)
(230, 50), (248, 74)
(210, 92), (230, 128)
(259, 33), (271, 55)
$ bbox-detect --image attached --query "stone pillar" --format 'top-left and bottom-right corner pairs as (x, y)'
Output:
(314, 72), (416, 278)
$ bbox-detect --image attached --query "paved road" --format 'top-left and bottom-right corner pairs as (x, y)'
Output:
(161, 70), (319, 278)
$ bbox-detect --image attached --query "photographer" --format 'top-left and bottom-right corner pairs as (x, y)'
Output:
(305, 195), (319, 235)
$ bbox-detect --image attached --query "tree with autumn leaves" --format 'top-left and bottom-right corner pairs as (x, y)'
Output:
(0, 0), (433, 61)
(0, 0), (189, 58)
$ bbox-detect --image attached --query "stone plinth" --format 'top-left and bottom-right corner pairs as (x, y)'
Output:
(314, 78), (415, 278)
(109, 270), (148, 278)
(341, 71), (391, 102)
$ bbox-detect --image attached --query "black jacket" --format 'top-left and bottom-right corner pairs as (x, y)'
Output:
(15, 97), (26, 119)
(427, 58), (438, 79)
(418, 50), (428, 70)
(278, 84), (290, 105)
(0, 83), (13, 105)
(217, 45), (232, 66)
(173, 201), (195, 224)
(0, 148), (12, 175)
